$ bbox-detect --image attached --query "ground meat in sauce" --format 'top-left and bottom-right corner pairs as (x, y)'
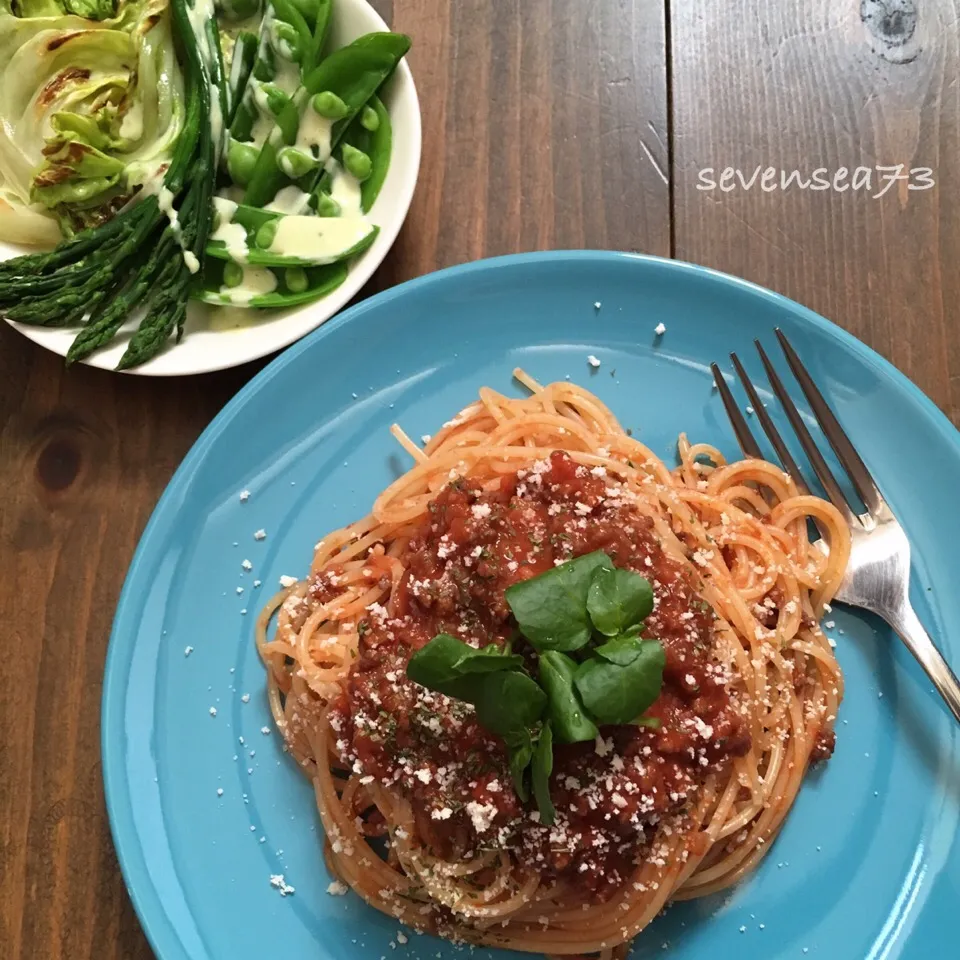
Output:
(811, 727), (836, 763)
(326, 452), (751, 899)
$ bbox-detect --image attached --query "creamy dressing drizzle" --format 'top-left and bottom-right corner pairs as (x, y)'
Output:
(327, 159), (364, 217)
(209, 83), (224, 162)
(294, 108), (334, 161)
(272, 55), (300, 92)
(219, 265), (278, 304)
(243, 8), (302, 149)
(266, 186), (312, 215)
(267, 216), (372, 262)
(211, 197), (250, 261)
(158, 186), (179, 231)
(158, 186), (200, 272)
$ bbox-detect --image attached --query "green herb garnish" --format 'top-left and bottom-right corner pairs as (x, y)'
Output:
(531, 722), (555, 825)
(406, 633), (525, 700)
(575, 638), (665, 724)
(586, 566), (654, 636)
(504, 550), (613, 652)
(539, 651), (599, 743)
(506, 728), (534, 802)
(405, 551), (665, 826)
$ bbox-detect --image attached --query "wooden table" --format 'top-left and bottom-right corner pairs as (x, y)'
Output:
(1, 1), (957, 955)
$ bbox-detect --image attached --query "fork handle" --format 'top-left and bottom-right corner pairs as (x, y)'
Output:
(887, 602), (960, 724)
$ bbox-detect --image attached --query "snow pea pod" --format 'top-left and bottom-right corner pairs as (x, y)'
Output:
(229, 0), (324, 149)
(312, 95), (393, 217)
(193, 258), (348, 308)
(227, 31), (259, 126)
(309, 94), (391, 214)
(206, 203), (378, 267)
(300, 0), (333, 72)
(358, 96), (391, 210)
(241, 32), (411, 208)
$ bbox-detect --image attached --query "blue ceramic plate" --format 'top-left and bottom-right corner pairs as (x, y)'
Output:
(103, 252), (960, 960)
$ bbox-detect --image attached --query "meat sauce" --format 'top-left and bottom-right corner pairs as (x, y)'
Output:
(326, 452), (750, 898)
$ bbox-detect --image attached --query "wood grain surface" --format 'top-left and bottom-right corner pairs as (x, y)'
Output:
(0, 1), (956, 957)
(671, 0), (960, 425)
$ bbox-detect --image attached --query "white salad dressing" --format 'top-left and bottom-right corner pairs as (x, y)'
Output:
(295, 108), (334, 162)
(158, 186), (202, 273)
(327, 159), (364, 217)
(267, 216), (373, 262)
(220, 265), (277, 304)
(186, 0), (216, 50)
(266, 186), (312, 215)
(157, 186), (179, 231)
(252, 82), (273, 116)
(249, 108), (274, 148)
(211, 197), (250, 261)
(272, 56), (300, 92)
(213, 197), (238, 220)
(242, 8), (301, 148)
(209, 83), (224, 161)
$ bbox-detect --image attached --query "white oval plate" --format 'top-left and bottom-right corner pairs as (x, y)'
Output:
(1, 0), (421, 376)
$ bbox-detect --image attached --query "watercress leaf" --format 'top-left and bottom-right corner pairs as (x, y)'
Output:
(505, 551), (614, 652)
(473, 671), (547, 737)
(539, 650), (599, 744)
(586, 566), (654, 636)
(593, 634), (645, 666)
(406, 633), (479, 696)
(407, 634), (525, 699)
(454, 650), (526, 674)
(505, 729), (533, 802)
(574, 639), (666, 725)
(531, 722), (556, 826)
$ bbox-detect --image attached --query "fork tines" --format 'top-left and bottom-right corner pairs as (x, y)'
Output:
(712, 329), (885, 527)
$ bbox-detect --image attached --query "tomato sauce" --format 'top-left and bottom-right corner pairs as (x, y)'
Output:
(326, 452), (750, 898)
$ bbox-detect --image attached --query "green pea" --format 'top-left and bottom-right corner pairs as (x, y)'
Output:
(223, 261), (244, 288)
(227, 140), (258, 186)
(262, 83), (291, 116)
(315, 192), (341, 217)
(285, 268), (309, 293)
(312, 91), (350, 120)
(276, 147), (318, 179)
(360, 104), (380, 132)
(271, 23), (302, 63)
(255, 220), (278, 249)
(341, 144), (372, 182)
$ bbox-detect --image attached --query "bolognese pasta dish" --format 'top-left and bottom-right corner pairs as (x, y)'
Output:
(256, 371), (850, 958)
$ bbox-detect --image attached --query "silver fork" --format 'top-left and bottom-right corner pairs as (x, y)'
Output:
(711, 328), (960, 724)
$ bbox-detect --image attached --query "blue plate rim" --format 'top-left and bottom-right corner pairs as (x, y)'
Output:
(101, 249), (960, 960)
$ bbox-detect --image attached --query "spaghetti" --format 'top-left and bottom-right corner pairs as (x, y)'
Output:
(257, 372), (850, 957)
